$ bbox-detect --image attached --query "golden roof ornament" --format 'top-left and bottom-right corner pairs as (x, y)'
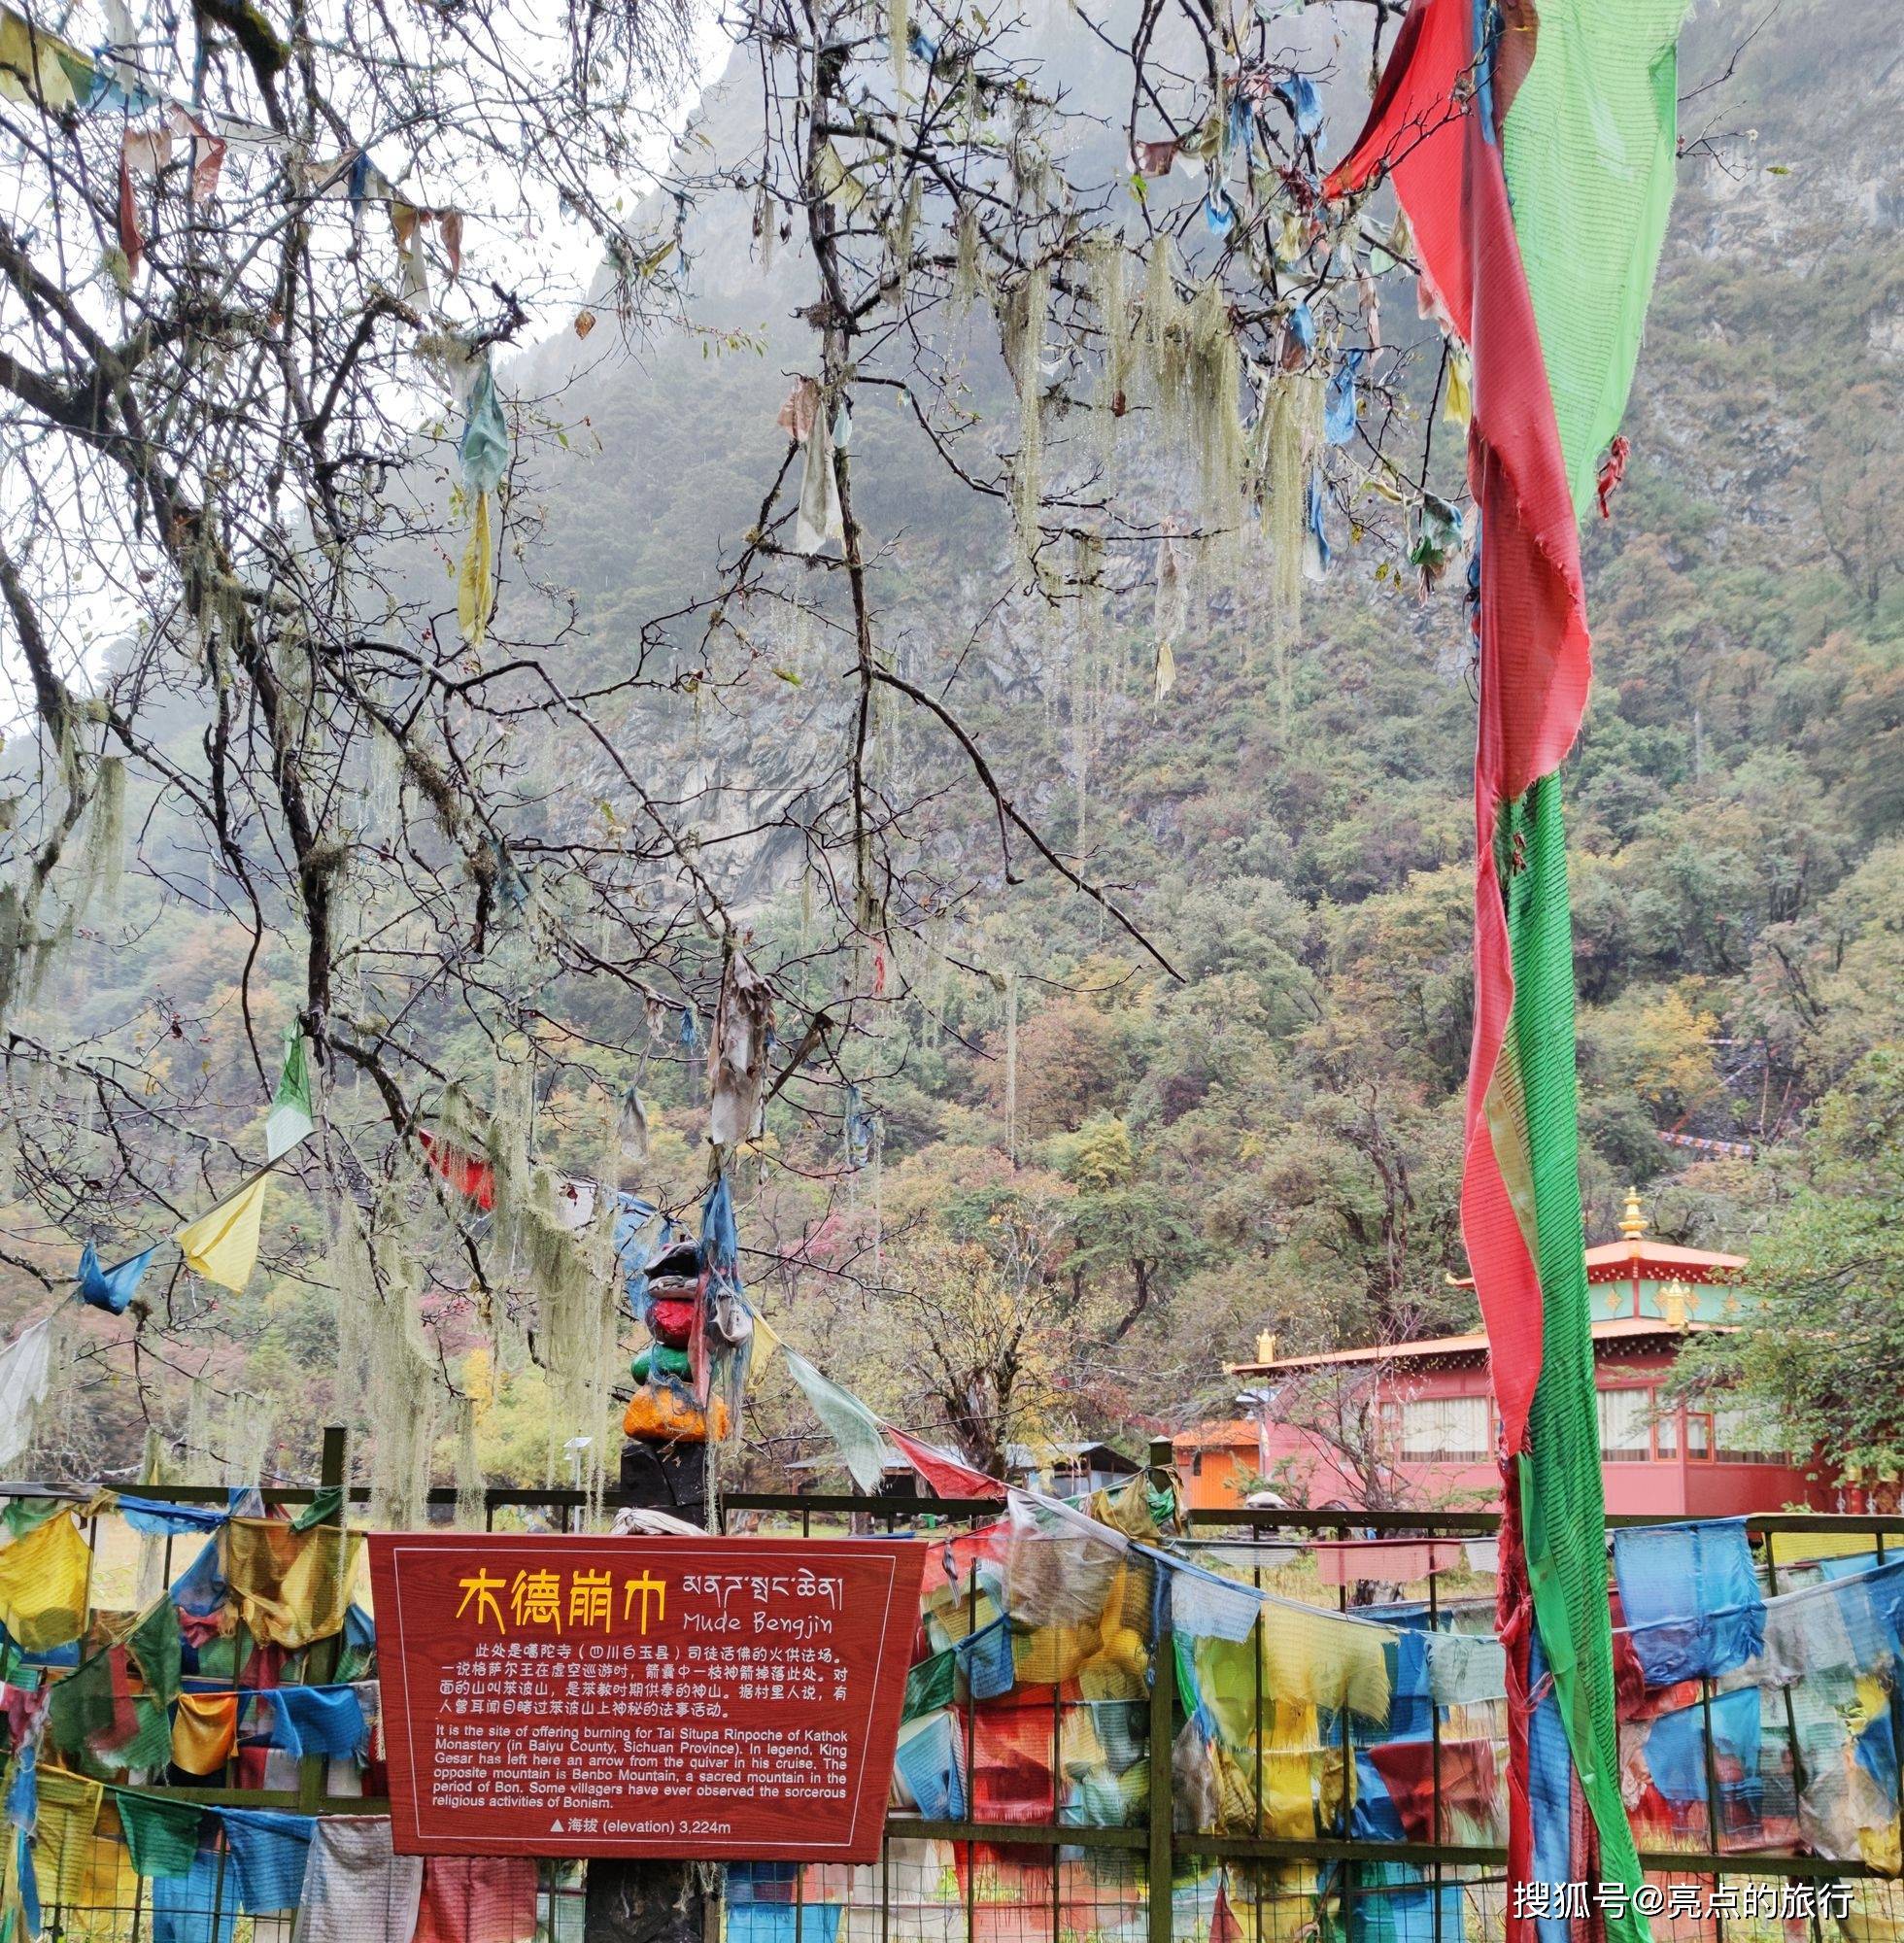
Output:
(1619, 1187), (1648, 1242)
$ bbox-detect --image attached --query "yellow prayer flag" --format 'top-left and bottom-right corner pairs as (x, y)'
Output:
(0, 1510), (90, 1651)
(458, 488), (493, 645)
(223, 1517), (364, 1648)
(1442, 346), (1473, 431)
(31, 1771), (103, 1908)
(0, 11), (80, 110)
(748, 1312), (783, 1392)
(176, 1175), (270, 1290)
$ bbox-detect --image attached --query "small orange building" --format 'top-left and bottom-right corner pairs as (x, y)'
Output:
(1177, 1194), (1835, 1517)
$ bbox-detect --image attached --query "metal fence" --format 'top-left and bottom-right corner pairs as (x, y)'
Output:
(6, 1440), (1903, 1943)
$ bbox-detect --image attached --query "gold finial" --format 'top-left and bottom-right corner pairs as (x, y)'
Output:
(1256, 1330), (1279, 1365)
(1661, 1278), (1691, 1330)
(1619, 1188), (1648, 1241)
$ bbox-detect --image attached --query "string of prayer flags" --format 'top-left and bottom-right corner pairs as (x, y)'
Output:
(176, 1175), (269, 1291)
(264, 1031), (315, 1161)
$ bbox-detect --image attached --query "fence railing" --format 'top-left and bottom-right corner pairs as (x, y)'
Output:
(5, 1441), (1903, 1943)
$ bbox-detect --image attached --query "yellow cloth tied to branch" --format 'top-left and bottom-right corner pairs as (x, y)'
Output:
(0, 1510), (90, 1651)
(222, 1518), (362, 1649)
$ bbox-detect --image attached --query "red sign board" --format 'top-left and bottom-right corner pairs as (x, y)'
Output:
(367, 1534), (926, 1860)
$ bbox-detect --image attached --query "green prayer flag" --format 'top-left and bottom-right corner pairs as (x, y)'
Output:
(781, 1349), (893, 1494)
(264, 1030), (315, 1161)
(1502, 0), (1693, 514)
(0, 1497), (64, 1541)
(290, 1487), (343, 1533)
(902, 1649), (956, 1722)
(47, 1648), (117, 1755)
(129, 1599), (181, 1709)
(115, 1790), (204, 1879)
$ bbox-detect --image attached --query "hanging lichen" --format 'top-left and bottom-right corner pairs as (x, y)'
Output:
(453, 1396), (486, 1531)
(951, 202), (983, 317)
(886, 177), (922, 305)
(486, 1047), (536, 1275)
(183, 1365), (218, 1483)
(77, 755), (125, 921)
(1187, 281), (1246, 514)
(1001, 258), (1050, 568)
(528, 1153), (621, 1526)
(1089, 240), (1135, 464)
(333, 1209), (438, 1532)
(889, 0), (908, 97)
(1250, 367), (1324, 733)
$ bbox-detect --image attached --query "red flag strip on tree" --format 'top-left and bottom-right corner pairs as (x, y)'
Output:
(1327, 0), (1690, 1935)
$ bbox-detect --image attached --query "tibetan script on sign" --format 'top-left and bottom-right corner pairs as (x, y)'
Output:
(368, 1534), (926, 1859)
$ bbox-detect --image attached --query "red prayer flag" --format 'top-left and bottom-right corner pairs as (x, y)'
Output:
(885, 1425), (1007, 1500)
(418, 1130), (496, 1211)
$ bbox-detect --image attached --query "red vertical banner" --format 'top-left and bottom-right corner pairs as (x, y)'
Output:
(368, 1535), (927, 1859)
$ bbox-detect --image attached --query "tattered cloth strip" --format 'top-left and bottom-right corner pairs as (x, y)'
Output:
(1639, 1687), (1760, 1807)
(781, 1348), (891, 1493)
(1149, 1550), (1262, 1644)
(418, 1131), (495, 1210)
(176, 1176), (270, 1291)
(1258, 1596), (1394, 1724)
(1368, 1737), (1502, 1844)
(1312, 1538), (1464, 1586)
(249, 1687), (367, 1760)
(30, 1769), (102, 1908)
(456, 357), (510, 646)
(79, 1243), (156, 1314)
(0, 1316), (53, 1471)
(1758, 1560), (1904, 1686)
(0, 1512), (89, 1651)
(290, 1815), (423, 1943)
(790, 383), (844, 555)
(892, 1710), (965, 1820)
(1612, 1517), (1764, 1686)
(152, 1834), (238, 1943)
(223, 1518), (363, 1649)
